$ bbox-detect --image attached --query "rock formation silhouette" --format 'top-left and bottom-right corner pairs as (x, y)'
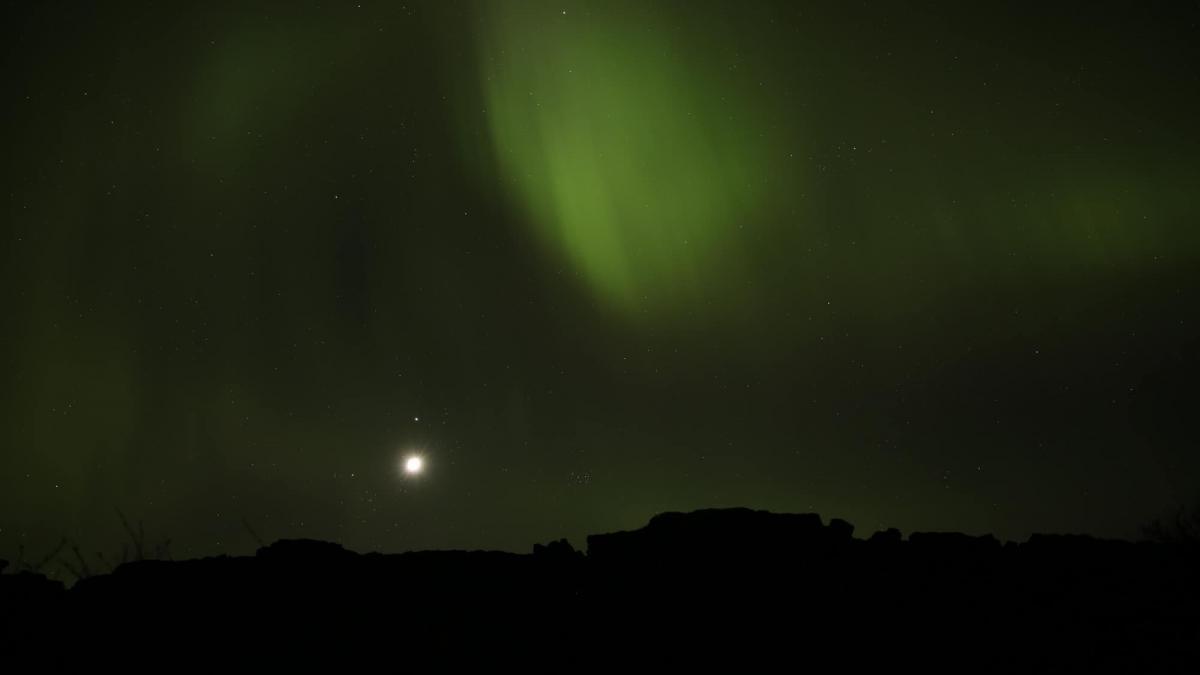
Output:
(2, 508), (1196, 670)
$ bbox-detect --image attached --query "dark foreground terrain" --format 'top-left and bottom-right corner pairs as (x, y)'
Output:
(3, 508), (1197, 670)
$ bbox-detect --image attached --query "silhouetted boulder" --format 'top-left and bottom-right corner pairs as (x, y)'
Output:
(908, 531), (1001, 555)
(534, 538), (582, 560)
(0, 570), (64, 602)
(256, 538), (357, 562)
(1022, 532), (1135, 557)
(587, 508), (845, 566)
(828, 517), (855, 540)
(869, 528), (902, 545)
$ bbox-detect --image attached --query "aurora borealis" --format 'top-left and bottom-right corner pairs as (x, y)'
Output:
(3, 1), (1199, 563)
(477, 1), (800, 314)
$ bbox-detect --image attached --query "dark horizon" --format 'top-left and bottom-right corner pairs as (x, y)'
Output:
(3, 0), (1199, 563)
(3, 506), (1198, 670)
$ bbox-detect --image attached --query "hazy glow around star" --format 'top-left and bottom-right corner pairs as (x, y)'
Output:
(403, 455), (425, 476)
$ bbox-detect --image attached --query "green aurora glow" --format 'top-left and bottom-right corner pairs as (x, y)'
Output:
(473, 0), (1197, 327)
(2, 1), (1198, 562)
(477, 1), (803, 316)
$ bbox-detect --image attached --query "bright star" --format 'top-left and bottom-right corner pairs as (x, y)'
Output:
(403, 455), (424, 476)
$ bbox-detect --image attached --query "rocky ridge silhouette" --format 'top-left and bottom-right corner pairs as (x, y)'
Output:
(2, 508), (1196, 669)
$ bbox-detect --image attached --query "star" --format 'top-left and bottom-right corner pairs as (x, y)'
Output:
(402, 455), (425, 476)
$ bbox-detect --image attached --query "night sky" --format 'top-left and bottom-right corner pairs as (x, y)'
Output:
(4, 1), (1199, 561)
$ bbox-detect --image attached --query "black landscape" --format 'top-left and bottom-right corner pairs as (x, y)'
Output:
(4, 508), (1199, 669)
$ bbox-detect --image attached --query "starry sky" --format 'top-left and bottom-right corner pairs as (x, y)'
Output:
(3, 0), (1199, 561)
